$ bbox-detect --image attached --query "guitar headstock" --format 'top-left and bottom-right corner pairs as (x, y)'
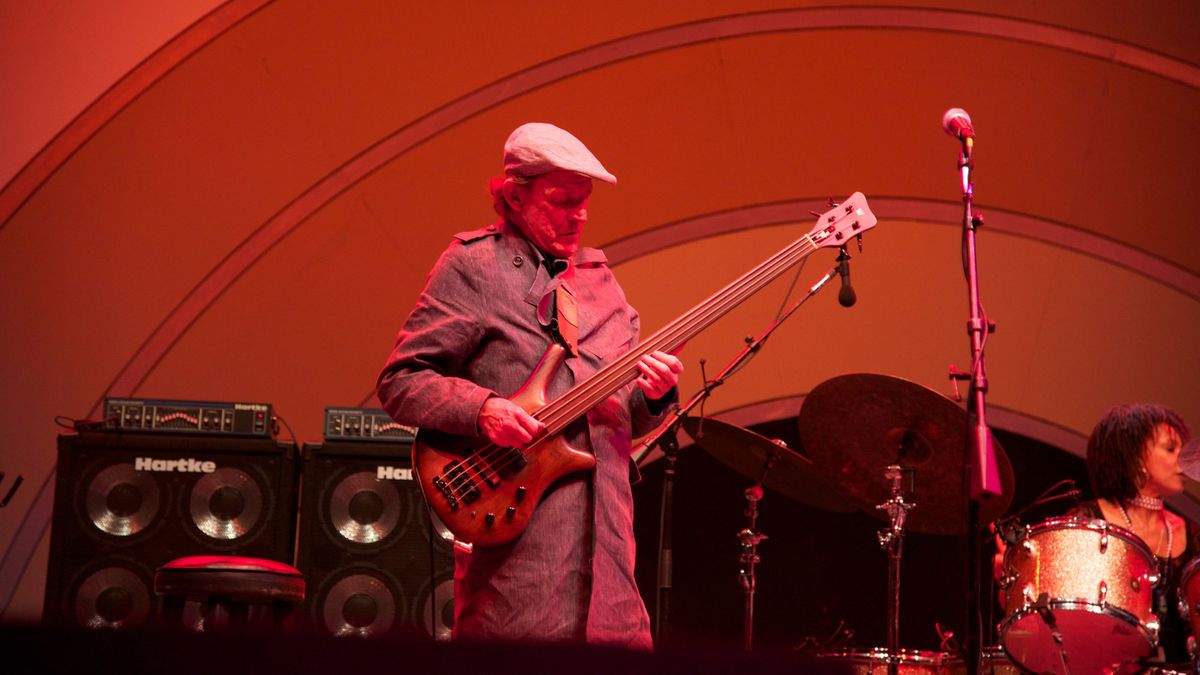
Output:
(806, 192), (877, 249)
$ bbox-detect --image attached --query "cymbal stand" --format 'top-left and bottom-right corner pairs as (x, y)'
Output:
(738, 454), (775, 653)
(877, 465), (914, 675)
(633, 257), (844, 647)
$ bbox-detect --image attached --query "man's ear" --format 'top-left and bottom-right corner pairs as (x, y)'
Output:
(502, 180), (524, 211)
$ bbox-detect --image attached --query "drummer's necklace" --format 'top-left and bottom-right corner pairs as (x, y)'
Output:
(1117, 498), (1172, 560)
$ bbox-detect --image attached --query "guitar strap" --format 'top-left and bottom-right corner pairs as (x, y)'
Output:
(536, 258), (580, 357)
(555, 284), (580, 357)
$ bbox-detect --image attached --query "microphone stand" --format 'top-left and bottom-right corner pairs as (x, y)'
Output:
(951, 133), (1003, 675)
(636, 261), (844, 648)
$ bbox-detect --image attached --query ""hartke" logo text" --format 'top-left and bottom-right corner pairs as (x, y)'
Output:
(377, 466), (412, 481)
(135, 457), (216, 473)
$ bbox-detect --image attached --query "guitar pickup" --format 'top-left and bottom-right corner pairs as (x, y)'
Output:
(477, 448), (528, 487)
(510, 451), (528, 471)
(476, 453), (501, 488)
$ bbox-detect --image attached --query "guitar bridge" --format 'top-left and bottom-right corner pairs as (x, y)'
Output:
(435, 460), (480, 511)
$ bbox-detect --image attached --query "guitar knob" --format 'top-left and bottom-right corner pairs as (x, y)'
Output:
(515, 486), (527, 502)
(506, 506), (517, 521)
(484, 513), (496, 528)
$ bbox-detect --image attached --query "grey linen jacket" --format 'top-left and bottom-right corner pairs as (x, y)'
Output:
(377, 219), (670, 649)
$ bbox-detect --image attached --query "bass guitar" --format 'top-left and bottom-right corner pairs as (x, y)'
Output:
(413, 192), (878, 547)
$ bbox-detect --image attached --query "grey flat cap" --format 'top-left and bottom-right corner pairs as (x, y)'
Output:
(503, 122), (616, 184)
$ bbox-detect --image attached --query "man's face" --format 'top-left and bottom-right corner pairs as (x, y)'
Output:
(509, 170), (593, 258)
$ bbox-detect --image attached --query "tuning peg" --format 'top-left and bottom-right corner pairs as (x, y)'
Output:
(856, 233), (863, 253)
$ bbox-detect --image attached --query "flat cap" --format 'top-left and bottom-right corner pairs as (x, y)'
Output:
(503, 122), (616, 184)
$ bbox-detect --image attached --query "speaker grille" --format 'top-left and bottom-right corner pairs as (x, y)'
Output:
(45, 432), (299, 629)
(84, 463), (162, 538)
(68, 560), (153, 630)
(327, 470), (406, 545)
(296, 441), (453, 639)
(188, 467), (265, 541)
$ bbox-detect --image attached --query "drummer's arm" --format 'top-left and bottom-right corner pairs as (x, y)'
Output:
(992, 529), (1007, 611)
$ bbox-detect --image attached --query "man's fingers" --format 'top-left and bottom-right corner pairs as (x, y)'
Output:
(518, 410), (546, 436)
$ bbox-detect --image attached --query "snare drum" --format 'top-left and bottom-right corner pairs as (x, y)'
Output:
(814, 648), (962, 674)
(999, 516), (1159, 675)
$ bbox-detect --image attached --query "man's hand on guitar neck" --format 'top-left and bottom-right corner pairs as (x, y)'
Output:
(478, 396), (545, 447)
(635, 350), (684, 401)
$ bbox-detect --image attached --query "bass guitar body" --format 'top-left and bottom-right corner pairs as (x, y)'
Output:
(412, 343), (596, 548)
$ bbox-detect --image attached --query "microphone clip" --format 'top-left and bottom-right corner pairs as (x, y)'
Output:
(836, 245), (851, 266)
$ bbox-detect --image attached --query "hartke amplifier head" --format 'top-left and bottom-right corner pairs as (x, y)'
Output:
(296, 441), (453, 640)
(43, 432), (299, 628)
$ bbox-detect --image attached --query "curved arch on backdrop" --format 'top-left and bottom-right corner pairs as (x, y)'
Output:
(6, 6), (1200, 614)
(5, 5), (1198, 233)
(81, 7), (1200, 414)
(599, 198), (1200, 300)
(355, 197), (1200, 413)
(0, 0), (273, 230)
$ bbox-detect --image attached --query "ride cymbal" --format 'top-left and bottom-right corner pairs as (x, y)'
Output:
(798, 373), (1013, 535)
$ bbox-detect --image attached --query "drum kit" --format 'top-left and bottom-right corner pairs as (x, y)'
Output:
(680, 373), (1199, 675)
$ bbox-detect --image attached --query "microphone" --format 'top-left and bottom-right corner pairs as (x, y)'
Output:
(836, 248), (856, 307)
(941, 108), (975, 141)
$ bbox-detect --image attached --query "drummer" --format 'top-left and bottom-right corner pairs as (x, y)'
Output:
(1073, 403), (1195, 663)
(997, 403), (1195, 662)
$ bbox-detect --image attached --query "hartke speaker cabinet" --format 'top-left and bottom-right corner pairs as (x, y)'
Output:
(44, 432), (299, 629)
(296, 441), (454, 640)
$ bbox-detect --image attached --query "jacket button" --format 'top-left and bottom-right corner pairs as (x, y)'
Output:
(513, 256), (524, 267)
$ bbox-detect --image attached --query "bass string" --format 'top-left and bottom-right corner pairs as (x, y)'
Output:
(439, 235), (821, 499)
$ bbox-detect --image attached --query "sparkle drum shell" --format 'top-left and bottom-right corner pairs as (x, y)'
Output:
(999, 517), (1159, 675)
(978, 646), (1021, 674)
(813, 649), (962, 674)
(1177, 555), (1200, 659)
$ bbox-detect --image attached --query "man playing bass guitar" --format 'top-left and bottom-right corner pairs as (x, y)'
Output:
(377, 122), (682, 649)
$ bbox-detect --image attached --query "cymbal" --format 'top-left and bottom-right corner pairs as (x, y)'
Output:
(797, 373), (1014, 535)
(1181, 437), (1200, 481)
(681, 416), (860, 513)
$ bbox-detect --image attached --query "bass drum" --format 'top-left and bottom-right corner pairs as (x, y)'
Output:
(813, 648), (962, 674)
(999, 516), (1159, 675)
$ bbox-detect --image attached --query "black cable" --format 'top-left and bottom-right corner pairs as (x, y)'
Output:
(53, 415), (109, 432)
(273, 414), (298, 444)
(772, 256), (809, 321)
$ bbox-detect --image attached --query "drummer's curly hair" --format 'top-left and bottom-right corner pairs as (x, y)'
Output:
(1087, 403), (1190, 502)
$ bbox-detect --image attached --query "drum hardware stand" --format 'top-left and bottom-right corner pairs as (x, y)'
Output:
(633, 256), (847, 647)
(739, 465), (772, 654)
(877, 464), (914, 675)
(1032, 592), (1073, 675)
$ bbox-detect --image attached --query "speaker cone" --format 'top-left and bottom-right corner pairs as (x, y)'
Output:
(189, 467), (263, 539)
(86, 463), (161, 536)
(421, 578), (455, 641)
(321, 573), (397, 637)
(329, 471), (402, 544)
(73, 566), (151, 629)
